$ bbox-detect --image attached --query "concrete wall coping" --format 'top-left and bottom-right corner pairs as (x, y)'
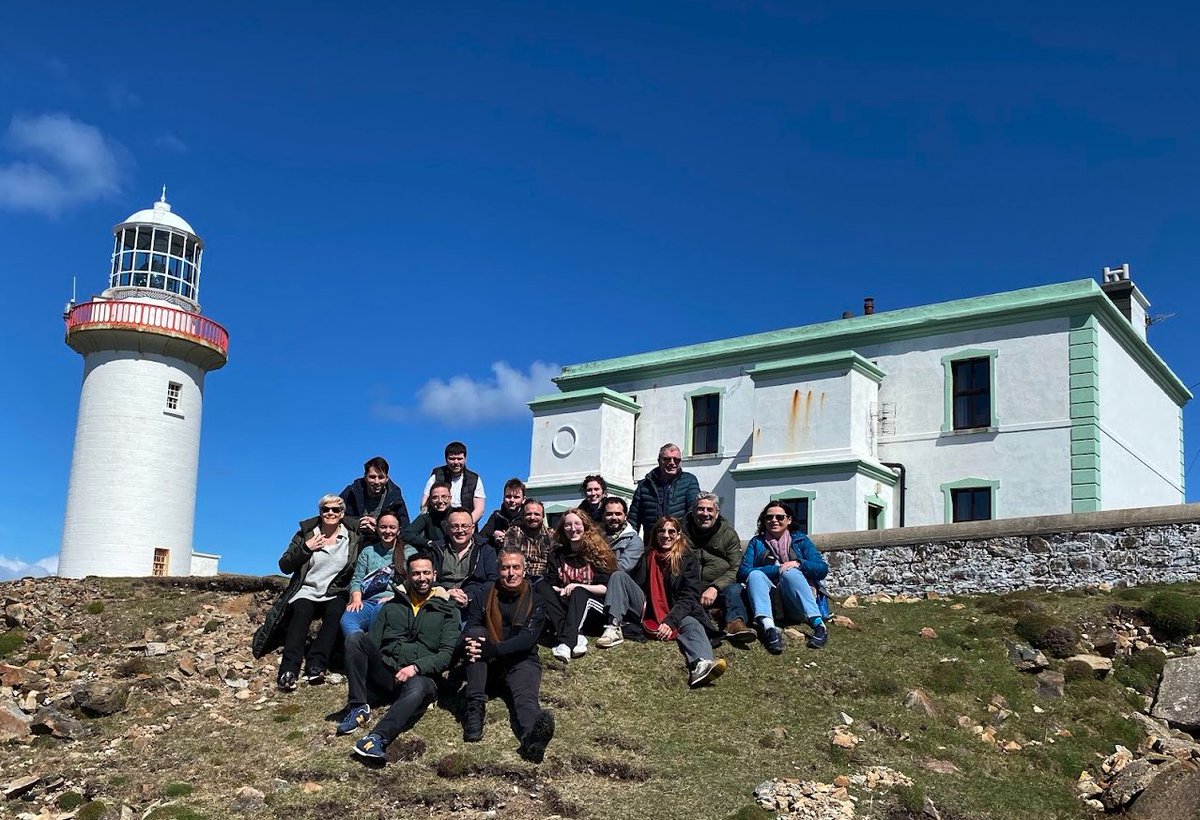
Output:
(810, 503), (1200, 552)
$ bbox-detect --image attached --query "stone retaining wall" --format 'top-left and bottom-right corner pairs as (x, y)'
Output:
(810, 504), (1200, 596)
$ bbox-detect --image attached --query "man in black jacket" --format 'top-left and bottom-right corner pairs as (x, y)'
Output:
(420, 441), (486, 523)
(340, 456), (411, 538)
(402, 482), (453, 549)
(480, 478), (526, 548)
(463, 549), (555, 762)
(431, 508), (497, 612)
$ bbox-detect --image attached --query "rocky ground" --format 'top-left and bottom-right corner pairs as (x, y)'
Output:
(4, 577), (1200, 819)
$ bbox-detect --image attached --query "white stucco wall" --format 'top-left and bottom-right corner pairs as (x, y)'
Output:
(748, 368), (877, 464)
(190, 552), (220, 576)
(59, 350), (205, 578)
(528, 398), (637, 501)
(1097, 324), (1184, 506)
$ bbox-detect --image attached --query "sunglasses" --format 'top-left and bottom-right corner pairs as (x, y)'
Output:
(659, 456), (681, 464)
(658, 528), (679, 536)
(763, 514), (789, 521)
(321, 506), (344, 513)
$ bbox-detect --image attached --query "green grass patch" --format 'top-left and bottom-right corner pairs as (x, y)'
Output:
(1142, 592), (1200, 640)
(145, 807), (205, 820)
(77, 803), (108, 820)
(1013, 614), (1079, 658)
(162, 783), (193, 798)
(57, 792), (86, 811)
(1112, 651), (1167, 695)
(0, 629), (25, 658)
(86, 601), (105, 615)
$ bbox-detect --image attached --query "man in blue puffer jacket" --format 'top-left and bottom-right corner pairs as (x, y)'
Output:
(628, 443), (701, 539)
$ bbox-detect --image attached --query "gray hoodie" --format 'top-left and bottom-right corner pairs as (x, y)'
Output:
(607, 523), (645, 573)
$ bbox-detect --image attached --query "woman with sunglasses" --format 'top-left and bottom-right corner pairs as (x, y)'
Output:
(733, 502), (829, 652)
(252, 494), (363, 691)
(539, 509), (618, 662)
(596, 517), (728, 688)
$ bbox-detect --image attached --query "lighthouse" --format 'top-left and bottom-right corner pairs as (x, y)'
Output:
(58, 192), (229, 578)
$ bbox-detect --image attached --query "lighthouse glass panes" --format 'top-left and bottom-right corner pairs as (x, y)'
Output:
(109, 226), (202, 300)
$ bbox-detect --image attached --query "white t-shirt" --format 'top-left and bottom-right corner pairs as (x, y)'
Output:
(422, 472), (486, 508)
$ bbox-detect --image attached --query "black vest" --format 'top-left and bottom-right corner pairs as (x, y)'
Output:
(432, 466), (479, 509)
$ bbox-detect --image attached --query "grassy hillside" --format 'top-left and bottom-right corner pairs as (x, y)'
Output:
(1, 576), (1192, 819)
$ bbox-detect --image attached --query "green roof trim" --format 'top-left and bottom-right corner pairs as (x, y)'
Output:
(528, 387), (641, 415)
(731, 458), (898, 486)
(552, 279), (1191, 405)
(747, 350), (885, 384)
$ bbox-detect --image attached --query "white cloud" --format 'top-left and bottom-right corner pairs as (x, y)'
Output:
(0, 554), (57, 581)
(0, 113), (124, 216)
(374, 360), (560, 425)
(154, 132), (188, 153)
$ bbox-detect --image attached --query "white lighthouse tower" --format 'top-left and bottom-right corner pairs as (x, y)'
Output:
(59, 192), (229, 578)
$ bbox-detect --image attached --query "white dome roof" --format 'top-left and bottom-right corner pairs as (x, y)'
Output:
(115, 195), (198, 237)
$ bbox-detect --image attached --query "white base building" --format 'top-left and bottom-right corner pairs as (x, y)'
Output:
(525, 268), (1189, 537)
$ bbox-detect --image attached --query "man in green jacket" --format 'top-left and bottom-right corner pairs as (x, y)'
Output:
(337, 551), (461, 761)
(682, 492), (753, 643)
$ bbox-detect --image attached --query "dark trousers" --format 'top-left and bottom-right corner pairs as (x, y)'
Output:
(344, 632), (437, 743)
(463, 627), (543, 738)
(280, 593), (348, 676)
(537, 583), (604, 644)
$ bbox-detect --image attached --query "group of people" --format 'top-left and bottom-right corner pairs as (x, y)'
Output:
(251, 441), (830, 765)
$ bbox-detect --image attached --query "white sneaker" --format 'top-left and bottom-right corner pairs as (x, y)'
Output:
(572, 635), (588, 658)
(688, 657), (728, 688)
(551, 643), (571, 662)
(596, 625), (624, 648)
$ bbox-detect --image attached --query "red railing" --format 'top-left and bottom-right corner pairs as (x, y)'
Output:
(66, 300), (229, 354)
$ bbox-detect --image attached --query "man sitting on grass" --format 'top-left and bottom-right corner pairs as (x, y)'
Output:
(462, 549), (556, 762)
(337, 552), (461, 762)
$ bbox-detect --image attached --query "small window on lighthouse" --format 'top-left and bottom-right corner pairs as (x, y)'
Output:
(153, 548), (169, 577)
(166, 382), (182, 411)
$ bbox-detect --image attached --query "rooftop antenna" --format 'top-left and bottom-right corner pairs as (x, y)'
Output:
(160, 184), (167, 203)
(1147, 312), (1176, 326)
(62, 276), (76, 321)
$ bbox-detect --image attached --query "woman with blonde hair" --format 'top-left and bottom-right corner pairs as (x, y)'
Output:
(252, 494), (362, 691)
(538, 509), (617, 662)
(595, 516), (727, 688)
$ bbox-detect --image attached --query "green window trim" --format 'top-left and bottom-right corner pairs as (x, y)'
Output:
(941, 348), (999, 433)
(769, 488), (817, 533)
(1068, 315), (1101, 512)
(864, 493), (888, 530)
(940, 477), (1000, 523)
(683, 386), (726, 458)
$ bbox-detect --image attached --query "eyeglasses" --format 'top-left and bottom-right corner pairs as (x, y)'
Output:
(320, 506), (344, 513)
(449, 524), (474, 531)
(659, 457), (681, 464)
(658, 529), (679, 536)
(763, 514), (788, 522)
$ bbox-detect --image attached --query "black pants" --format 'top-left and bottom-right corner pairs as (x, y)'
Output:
(280, 593), (348, 676)
(343, 632), (437, 743)
(536, 584), (604, 645)
(463, 626), (543, 738)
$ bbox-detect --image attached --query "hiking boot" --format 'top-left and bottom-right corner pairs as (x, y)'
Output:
(596, 624), (624, 648)
(688, 657), (728, 688)
(724, 619), (756, 645)
(518, 710), (556, 763)
(463, 701), (485, 743)
(353, 733), (387, 761)
(305, 668), (326, 686)
(551, 643), (571, 663)
(572, 635), (588, 658)
(807, 623), (829, 649)
(336, 704), (371, 735)
(277, 671), (297, 692)
(763, 626), (784, 655)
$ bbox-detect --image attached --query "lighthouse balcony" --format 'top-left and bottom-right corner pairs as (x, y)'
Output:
(66, 300), (229, 371)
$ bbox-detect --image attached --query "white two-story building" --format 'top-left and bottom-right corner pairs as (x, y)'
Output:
(524, 267), (1190, 537)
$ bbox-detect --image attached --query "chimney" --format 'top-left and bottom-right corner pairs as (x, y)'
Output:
(863, 297), (875, 316)
(1100, 264), (1149, 342)
(841, 310), (855, 319)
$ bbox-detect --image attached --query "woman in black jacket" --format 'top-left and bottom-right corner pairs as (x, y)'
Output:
(538, 509), (617, 663)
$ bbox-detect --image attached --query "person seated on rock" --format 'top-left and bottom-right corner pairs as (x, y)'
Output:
(596, 516), (727, 687)
(577, 474), (608, 524)
(461, 548), (556, 762)
(600, 495), (644, 572)
(729, 501), (829, 653)
(338, 551), (461, 762)
(339, 455), (412, 540)
(481, 478), (527, 548)
(341, 513), (415, 637)
(538, 509), (617, 662)
(430, 508), (497, 613)
(502, 498), (553, 580)
(681, 492), (752, 643)
(252, 495), (361, 691)
(402, 482), (453, 550)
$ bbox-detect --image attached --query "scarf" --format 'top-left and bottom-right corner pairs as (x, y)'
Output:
(485, 580), (532, 644)
(765, 529), (792, 564)
(642, 550), (677, 640)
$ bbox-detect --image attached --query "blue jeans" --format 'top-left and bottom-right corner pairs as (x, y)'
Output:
(340, 598), (386, 636)
(746, 568), (821, 623)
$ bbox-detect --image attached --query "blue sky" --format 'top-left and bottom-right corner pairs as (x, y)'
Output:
(2, 3), (1197, 578)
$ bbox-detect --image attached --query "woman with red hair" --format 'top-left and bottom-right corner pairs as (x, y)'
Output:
(538, 509), (617, 662)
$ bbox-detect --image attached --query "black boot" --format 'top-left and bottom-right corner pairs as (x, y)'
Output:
(463, 700), (485, 742)
(518, 709), (555, 763)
